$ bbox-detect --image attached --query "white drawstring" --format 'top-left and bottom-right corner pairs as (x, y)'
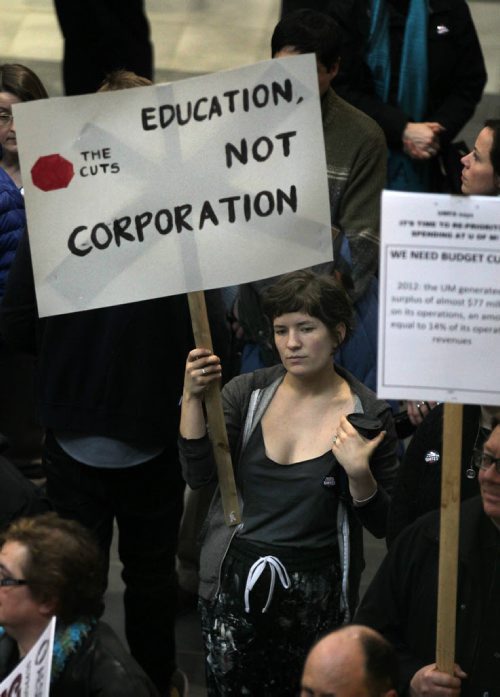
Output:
(244, 556), (291, 613)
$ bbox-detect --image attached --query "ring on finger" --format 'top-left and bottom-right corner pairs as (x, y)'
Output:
(201, 368), (207, 375)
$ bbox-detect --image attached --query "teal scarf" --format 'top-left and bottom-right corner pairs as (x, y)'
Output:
(366, 0), (430, 191)
(0, 620), (95, 683)
(51, 620), (95, 682)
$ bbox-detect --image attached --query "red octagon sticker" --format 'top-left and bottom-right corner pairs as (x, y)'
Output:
(31, 154), (74, 192)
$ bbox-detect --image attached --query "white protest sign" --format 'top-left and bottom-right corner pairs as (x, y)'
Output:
(0, 617), (55, 697)
(378, 191), (500, 406)
(14, 55), (332, 318)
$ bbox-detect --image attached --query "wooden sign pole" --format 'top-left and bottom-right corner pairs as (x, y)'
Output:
(187, 291), (241, 526)
(436, 402), (463, 673)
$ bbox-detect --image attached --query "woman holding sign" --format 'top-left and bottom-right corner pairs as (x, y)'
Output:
(179, 270), (398, 696)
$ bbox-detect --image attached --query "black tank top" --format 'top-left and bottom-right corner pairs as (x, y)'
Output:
(237, 422), (339, 548)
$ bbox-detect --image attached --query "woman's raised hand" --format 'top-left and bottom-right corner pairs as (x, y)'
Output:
(332, 415), (385, 501)
(184, 348), (222, 399)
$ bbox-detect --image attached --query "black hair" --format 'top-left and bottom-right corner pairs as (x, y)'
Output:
(271, 9), (341, 69)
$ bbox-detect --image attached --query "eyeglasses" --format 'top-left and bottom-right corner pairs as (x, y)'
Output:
(472, 449), (500, 475)
(0, 112), (13, 126)
(0, 577), (27, 587)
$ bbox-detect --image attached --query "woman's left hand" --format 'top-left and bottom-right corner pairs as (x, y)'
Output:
(332, 416), (385, 500)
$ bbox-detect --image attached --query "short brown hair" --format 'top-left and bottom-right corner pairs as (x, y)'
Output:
(0, 63), (48, 101)
(1, 513), (105, 624)
(262, 269), (355, 346)
(98, 69), (153, 92)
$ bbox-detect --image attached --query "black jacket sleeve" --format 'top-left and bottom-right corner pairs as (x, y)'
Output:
(0, 229), (38, 354)
(355, 516), (440, 695)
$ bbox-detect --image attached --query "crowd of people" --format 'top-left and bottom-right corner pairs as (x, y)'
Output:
(0, 1), (499, 697)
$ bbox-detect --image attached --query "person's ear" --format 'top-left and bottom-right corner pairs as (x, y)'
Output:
(331, 322), (346, 353)
(38, 597), (57, 618)
(329, 59), (340, 81)
(335, 322), (346, 346)
(383, 689), (397, 697)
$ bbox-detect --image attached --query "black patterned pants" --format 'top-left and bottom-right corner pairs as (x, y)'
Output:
(200, 538), (342, 697)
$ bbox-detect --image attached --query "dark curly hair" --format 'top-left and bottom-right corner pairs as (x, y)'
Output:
(0, 513), (105, 624)
(262, 269), (355, 347)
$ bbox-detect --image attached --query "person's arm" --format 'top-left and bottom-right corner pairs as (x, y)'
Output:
(334, 0), (486, 151)
(179, 348), (222, 439)
(0, 229), (38, 353)
(334, 32), (411, 148)
(335, 405), (398, 538)
(338, 127), (386, 301)
(332, 414), (383, 502)
(355, 517), (442, 694)
(425, 0), (487, 145)
(387, 405), (444, 546)
(0, 181), (26, 300)
(178, 348), (222, 489)
(334, 22), (444, 155)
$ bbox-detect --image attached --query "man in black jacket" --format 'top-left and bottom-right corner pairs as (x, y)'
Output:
(355, 422), (500, 697)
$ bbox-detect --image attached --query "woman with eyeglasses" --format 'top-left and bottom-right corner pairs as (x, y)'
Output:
(0, 63), (48, 298)
(0, 513), (158, 696)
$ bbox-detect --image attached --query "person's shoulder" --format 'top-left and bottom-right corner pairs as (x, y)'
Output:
(75, 622), (158, 696)
(224, 365), (285, 395)
(0, 167), (13, 188)
(0, 630), (17, 679)
(395, 496), (484, 549)
(388, 505), (441, 557)
(429, 0), (470, 14)
(0, 170), (23, 217)
(337, 365), (391, 416)
(324, 89), (385, 143)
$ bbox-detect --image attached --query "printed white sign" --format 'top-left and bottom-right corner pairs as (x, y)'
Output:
(14, 55), (332, 317)
(378, 191), (500, 406)
(0, 617), (55, 697)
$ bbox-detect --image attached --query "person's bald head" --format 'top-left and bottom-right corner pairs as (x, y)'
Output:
(300, 625), (398, 697)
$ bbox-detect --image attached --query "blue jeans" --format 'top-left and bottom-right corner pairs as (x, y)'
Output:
(43, 430), (184, 693)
